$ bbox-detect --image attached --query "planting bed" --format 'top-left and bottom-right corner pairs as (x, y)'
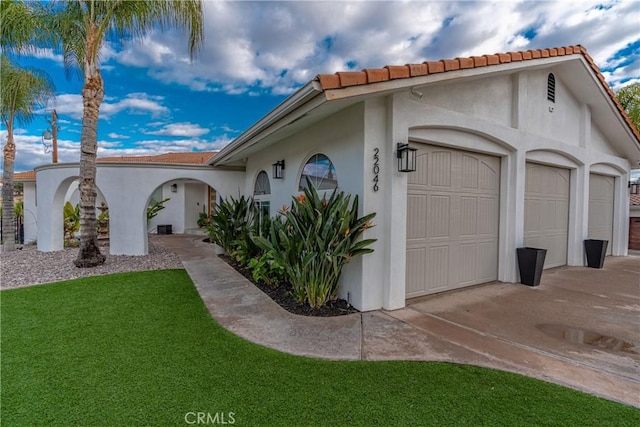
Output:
(219, 254), (358, 317)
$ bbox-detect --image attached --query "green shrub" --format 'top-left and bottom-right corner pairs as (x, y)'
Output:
(147, 198), (170, 222)
(255, 181), (376, 308)
(63, 202), (80, 246)
(207, 195), (259, 264)
(247, 249), (286, 287)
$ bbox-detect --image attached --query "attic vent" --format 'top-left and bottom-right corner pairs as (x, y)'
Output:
(547, 73), (556, 103)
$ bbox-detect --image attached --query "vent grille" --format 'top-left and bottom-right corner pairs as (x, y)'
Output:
(547, 73), (556, 103)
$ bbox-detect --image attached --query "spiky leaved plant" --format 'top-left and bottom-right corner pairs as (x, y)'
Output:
(255, 180), (376, 309)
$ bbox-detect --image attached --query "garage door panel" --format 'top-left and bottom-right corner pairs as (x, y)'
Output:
(406, 194), (427, 240)
(427, 246), (450, 292)
(409, 154), (429, 186)
(461, 156), (479, 189)
(588, 174), (614, 255)
(458, 243), (478, 283)
(428, 195), (451, 239)
(460, 197), (478, 236)
(478, 241), (499, 280)
(406, 248), (427, 297)
(479, 197), (499, 235)
(479, 161), (500, 191)
(430, 151), (452, 187)
(524, 163), (569, 269)
(406, 144), (500, 298)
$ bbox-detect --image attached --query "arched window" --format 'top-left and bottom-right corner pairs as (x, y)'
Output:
(299, 153), (338, 191)
(253, 171), (270, 219)
(254, 170), (270, 196)
(547, 73), (556, 103)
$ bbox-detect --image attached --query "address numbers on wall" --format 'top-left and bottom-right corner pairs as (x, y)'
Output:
(373, 148), (380, 192)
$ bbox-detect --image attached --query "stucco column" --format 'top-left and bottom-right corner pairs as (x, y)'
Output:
(567, 165), (589, 265)
(36, 170), (67, 252)
(22, 182), (38, 244)
(511, 150), (527, 282)
(384, 95), (409, 310)
(108, 198), (148, 256)
(612, 173), (630, 256)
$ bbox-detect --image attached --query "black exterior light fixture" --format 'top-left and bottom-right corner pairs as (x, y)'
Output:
(170, 183), (178, 193)
(397, 143), (417, 172)
(272, 160), (285, 179)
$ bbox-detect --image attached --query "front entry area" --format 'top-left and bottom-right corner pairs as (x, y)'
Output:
(405, 144), (500, 299)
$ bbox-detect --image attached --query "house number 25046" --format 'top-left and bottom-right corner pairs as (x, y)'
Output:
(373, 148), (380, 192)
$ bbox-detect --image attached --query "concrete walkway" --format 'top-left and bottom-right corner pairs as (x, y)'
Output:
(152, 234), (639, 407)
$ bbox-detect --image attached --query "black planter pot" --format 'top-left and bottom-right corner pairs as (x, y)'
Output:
(584, 239), (608, 269)
(517, 247), (547, 287)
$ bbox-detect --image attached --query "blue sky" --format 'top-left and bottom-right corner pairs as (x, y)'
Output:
(2, 0), (639, 173)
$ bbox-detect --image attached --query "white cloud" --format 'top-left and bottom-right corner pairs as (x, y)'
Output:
(27, 47), (64, 64)
(107, 132), (129, 139)
(101, 0), (638, 95)
(51, 92), (169, 120)
(145, 122), (210, 137)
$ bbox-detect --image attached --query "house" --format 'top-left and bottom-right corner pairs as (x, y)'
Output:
(20, 45), (640, 312)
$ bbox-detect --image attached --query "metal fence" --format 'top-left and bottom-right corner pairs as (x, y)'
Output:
(0, 216), (24, 244)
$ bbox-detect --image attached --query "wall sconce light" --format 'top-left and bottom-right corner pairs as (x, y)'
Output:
(170, 183), (178, 193)
(397, 143), (417, 173)
(630, 181), (639, 195)
(272, 160), (285, 179)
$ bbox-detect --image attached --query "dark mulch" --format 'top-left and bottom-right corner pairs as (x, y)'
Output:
(219, 254), (359, 317)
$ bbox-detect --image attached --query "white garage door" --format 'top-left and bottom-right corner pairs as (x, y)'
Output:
(406, 144), (500, 298)
(524, 163), (570, 269)
(588, 174), (614, 256)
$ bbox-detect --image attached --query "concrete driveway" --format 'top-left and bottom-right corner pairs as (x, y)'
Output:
(388, 255), (640, 407)
(153, 235), (639, 407)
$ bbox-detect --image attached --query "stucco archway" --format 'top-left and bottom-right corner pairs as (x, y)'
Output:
(34, 162), (244, 256)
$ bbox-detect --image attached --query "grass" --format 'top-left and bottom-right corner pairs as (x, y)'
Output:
(1, 270), (638, 426)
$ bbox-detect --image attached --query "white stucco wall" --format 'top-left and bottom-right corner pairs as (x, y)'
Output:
(22, 182), (37, 244)
(244, 103), (368, 308)
(421, 74), (513, 127)
(184, 182), (206, 230)
(35, 163), (244, 255)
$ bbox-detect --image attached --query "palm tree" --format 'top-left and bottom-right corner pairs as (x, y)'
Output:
(48, 1), (204, 267)
(1, 55), (55, 251)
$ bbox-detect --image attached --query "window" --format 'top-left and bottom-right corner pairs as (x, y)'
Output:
(207, 186), (217, 216)
(254, 171), (271, 196)
(547, 73), (556, 103)
(253, 171), (270, 220)
(299, 153), (338, 191)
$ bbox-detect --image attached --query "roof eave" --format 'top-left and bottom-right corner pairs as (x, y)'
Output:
(211, 80), (324, 166)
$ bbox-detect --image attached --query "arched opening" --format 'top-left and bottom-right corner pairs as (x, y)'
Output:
(299, 153), (338, 191)
(58, 178), (109, 248)
(143, 178), (218, 236)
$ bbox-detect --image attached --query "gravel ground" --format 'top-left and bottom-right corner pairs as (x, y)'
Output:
(0, 242), (183, 290)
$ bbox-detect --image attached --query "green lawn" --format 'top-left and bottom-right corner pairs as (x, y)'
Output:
(1, 270), (638, 426)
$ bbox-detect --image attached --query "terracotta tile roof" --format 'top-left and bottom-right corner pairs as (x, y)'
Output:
(631, 194), (640, 206)
(14, 171), (35, 181)
(316, 45), (640, 143)
(97, 151), (217, 165)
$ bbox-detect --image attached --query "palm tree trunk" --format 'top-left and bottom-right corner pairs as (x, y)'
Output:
(2, 124), (16, 252)
(74, 56), (105, 267)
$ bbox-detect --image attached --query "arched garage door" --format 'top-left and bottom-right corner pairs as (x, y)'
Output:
(406, 144), (500, 299)
(524, 163), (570, 269)
(588, 174), (614, 255)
